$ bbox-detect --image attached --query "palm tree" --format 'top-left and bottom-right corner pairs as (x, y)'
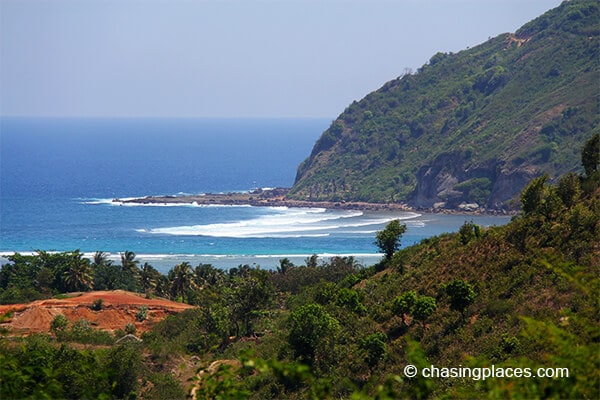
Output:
(117, 251), (141, 292)
(91, 251), (124, 291)
(195, 263), (225, 287)
(139, 262), (159, 298)
(63, 251), (93, 292)
(120, 250), (139, 272)
(170, 262), (196, 303)
(92, 251), (111, 267)
(121, 250), (140, 280)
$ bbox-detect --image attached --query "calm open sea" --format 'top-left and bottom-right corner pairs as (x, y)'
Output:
(0, 118), (509, 272)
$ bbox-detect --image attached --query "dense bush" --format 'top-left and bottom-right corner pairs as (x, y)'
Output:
(287, 303), (340, 367)
(0, 335), (135, 399)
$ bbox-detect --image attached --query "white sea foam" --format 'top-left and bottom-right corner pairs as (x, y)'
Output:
(81, 198), (116, 205)
(140, 208), (418, 238)
(78, 197), (422, 238)
(405, 220), (426, 228)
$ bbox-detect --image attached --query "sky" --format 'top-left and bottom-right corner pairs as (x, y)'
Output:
(1, 0), (562, 119)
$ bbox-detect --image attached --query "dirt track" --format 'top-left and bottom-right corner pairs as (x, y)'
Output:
(0, 290), (195, 334)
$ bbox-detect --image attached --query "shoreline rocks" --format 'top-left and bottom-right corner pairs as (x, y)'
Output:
(114, 188), (513, 215)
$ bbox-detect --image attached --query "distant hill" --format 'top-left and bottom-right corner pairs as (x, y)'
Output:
(289, 0), (599, 210)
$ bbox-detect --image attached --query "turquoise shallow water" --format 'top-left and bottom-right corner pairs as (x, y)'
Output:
(0, 118), (509, 272)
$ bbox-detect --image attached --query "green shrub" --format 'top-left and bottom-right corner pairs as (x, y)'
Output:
(501, 333), (520, 353)
(412, 296), (437, 324)
(125, 322), (137, 335)
(50, 314), (69, 339)
(136, 306), (148, 322)
(458, 221), (482, 245)
(288, 303), (340, 367)
(442, 279), (477, 315)
(336, 288), (366, 314)
(90, 298), (103, 311)
(71, 319), (93, 340)
(392, 290), (417, 315)
(359, 332), (388, 368)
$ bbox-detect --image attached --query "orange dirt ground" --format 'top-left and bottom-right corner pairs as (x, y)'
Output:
(0, 290), (195, 335)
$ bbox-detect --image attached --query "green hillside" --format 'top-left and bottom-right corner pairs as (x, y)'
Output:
(1, 136), (598, 398)
(289, 0), (599, 210)
(190, 150), (597, 399)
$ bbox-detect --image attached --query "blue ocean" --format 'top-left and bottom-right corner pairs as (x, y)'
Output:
(0, 118), (510, 273)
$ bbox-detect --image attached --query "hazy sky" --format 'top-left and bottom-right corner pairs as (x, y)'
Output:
(1, 0), (562, 118)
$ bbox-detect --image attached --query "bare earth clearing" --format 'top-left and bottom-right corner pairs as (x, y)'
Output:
(0, 290), (194, 334)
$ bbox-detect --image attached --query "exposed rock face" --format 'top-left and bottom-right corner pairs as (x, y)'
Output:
(489, 168), (538, 208)
(410, 152), (466, 209)
(409, 152), (538, 210)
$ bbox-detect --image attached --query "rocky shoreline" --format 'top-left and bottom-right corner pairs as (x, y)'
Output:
(114, 188), (412, 212)
(114, 188), (512, 215)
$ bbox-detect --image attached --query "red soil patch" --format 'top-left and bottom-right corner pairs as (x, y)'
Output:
(0, 290), (195, 335)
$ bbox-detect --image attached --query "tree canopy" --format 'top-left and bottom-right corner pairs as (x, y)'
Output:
(375, 219), (407, 261)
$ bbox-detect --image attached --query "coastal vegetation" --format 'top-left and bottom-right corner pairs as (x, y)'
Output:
(289, 0), (599, 210)
(1, 134), (598, 398)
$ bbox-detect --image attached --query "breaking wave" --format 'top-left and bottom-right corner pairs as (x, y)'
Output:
(140, 208), (419, 238)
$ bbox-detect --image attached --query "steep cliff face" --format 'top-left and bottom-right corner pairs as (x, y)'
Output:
(289, 0), (599, 210)
(409, 151), (537, 209)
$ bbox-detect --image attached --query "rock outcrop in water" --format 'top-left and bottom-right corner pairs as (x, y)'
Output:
(114, 188), (412, 212)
